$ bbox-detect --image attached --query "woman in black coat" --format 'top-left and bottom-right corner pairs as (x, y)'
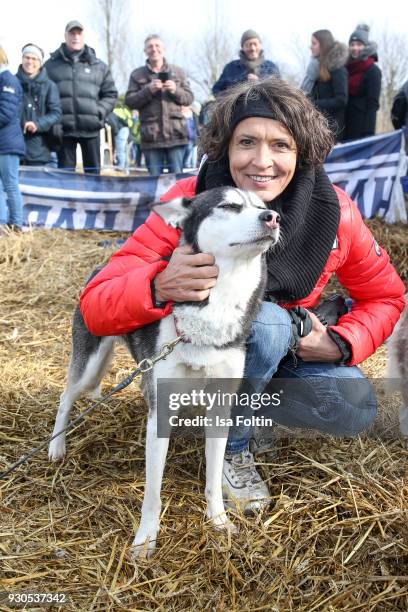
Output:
(343, 25), (382, 141)
(310, 30), (348, 141)
(16, 44), (61, 165)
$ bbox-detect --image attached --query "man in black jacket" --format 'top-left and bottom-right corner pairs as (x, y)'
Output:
(45, 21), (117, 174)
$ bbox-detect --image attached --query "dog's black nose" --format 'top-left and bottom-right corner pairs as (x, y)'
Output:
(259, 210), (280, 229)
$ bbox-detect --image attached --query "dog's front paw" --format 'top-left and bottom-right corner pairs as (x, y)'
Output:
(208, 512), (238, 533)
(48, 437), (66, 461)
(130, 529), (158, 560)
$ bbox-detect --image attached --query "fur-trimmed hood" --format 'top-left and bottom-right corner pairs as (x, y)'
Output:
(326, 41), (349, 71)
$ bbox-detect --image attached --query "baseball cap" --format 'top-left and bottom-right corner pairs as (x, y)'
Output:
(65, 20), (84, 32)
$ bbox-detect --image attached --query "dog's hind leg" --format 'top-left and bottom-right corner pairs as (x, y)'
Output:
(130, 410), (170, 559)
(49, 310), (116, 461)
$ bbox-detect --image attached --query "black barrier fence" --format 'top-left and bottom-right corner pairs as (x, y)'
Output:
(156, 377), (407, 441)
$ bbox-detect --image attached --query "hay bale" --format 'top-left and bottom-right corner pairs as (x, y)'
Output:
(0, 229), (407, 610)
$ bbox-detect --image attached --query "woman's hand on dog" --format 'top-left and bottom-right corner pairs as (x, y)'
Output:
(154, 245), (219, 303)
(296, 311), (342, 362)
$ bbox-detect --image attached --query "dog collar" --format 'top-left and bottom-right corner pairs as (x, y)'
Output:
(173, 315), (190, 343)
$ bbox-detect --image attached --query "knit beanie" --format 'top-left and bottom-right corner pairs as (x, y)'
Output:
(241, 29), (261, 47)
(349, 24), (369, 46)
(22, 43), (44, 64)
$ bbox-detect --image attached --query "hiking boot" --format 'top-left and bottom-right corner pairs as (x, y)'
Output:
(222, 449), (271, 514)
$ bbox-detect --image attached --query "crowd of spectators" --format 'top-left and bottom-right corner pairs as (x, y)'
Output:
(1, 20), (408, 231)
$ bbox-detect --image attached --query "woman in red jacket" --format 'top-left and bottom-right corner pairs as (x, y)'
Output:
(80, 77), (405, 513)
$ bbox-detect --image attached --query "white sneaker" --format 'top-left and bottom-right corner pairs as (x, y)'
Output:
(222, 449), (271, 514)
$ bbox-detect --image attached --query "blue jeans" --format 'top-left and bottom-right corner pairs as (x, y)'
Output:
(143, 146), (185, 176)
(226, 302), (377, 453)
(131, 143), (143, 167)
(183, 143), (197, 169)
(115, 127), (130, 170)
(0, 154), (24, 227)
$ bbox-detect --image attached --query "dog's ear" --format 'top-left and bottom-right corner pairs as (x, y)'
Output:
(151, 197), (193, 228)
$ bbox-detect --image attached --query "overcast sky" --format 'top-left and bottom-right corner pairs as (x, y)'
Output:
(1, 0), (406, 98)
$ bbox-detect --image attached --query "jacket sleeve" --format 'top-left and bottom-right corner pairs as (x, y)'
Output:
(97, 66), (118, 119)
(212, 64), (232, 95)
(315, 68), (348, 111)
(391, 85), (408, 129)
(0, 78), (21, 128)
(79, 213), (181, 336)
(35, 80), (62, 132)
(169, 68), (194, 106)
(125, 71), (154, 110)
(364, 66), (381, 136)
(264, 61), (280, 78)
(79, 177), (198, 336)
(329, 196), (405, 365)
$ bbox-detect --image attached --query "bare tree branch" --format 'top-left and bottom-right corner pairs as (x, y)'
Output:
(376, 28), (408, 132)
(91, 0), (137, 94)
(285, 34), (310, 84)
(186, 1), (235, 100)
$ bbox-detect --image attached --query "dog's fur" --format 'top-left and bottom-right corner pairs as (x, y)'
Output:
(48, 187), (280, 558)
(385, 293), (408, 446)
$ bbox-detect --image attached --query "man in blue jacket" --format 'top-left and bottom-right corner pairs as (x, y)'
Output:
(212, 30), (280, 96)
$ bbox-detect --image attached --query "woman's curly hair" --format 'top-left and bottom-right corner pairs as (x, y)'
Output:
(199, 76), (334, 168)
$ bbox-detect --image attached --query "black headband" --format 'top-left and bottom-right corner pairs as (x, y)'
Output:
(229, 94), (277, 132)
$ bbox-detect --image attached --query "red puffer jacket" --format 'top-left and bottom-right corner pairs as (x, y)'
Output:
(80, 176), (405, 366)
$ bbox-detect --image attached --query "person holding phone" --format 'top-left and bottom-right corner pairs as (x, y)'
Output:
(125, 35), (194, 176)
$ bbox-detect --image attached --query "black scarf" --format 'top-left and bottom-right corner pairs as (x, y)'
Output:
(196, 157), (340, 302)
(62, 44), (85, 63)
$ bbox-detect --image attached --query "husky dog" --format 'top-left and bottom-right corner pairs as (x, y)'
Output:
(48, 187), (280, 558)
(385, 294), (408, 447)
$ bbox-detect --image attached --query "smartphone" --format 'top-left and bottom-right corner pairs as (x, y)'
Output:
(158, 71), (171, 82)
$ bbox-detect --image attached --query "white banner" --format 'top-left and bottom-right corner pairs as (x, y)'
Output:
(19, 130), (407, 231)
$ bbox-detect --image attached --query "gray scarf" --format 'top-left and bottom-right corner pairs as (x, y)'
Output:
(239, 50), (265, 75)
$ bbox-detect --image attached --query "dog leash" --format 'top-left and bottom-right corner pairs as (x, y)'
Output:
(0, 337), (183, 481)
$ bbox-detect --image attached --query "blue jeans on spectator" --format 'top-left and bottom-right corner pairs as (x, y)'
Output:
(131, 142), (143, 167)
(143, 146), (185, 176)
(226, 302), (377, 453)
(183, 143), (197, 169)
(115, 126), (130, 170)
(0, 154), (24, 228)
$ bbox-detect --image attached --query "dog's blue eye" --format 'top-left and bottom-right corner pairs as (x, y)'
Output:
(219, 203), (242, 211)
